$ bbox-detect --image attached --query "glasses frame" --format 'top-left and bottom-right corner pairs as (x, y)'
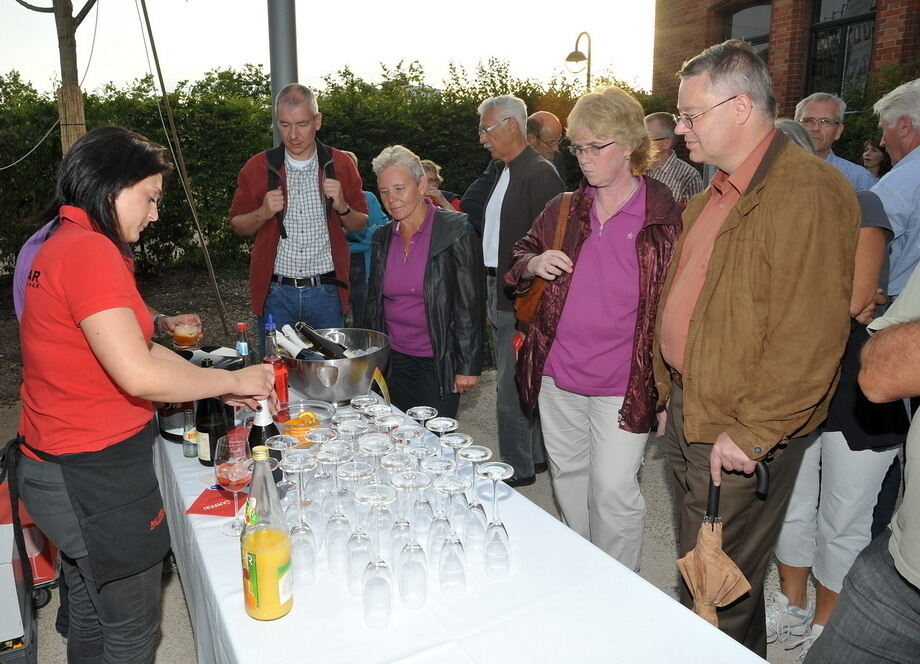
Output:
(796, 117), (842, 128)
(672, 95), (739, 130)
(567, 139), (617, 157)
(478, 116), (511, 137)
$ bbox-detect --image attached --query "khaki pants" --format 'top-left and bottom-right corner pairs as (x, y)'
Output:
(663, 384), (810, 658)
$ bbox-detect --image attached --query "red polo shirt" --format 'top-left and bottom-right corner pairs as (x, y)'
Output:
(19, 206), (155, 458)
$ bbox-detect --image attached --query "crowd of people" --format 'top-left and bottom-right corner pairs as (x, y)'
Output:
(6, 37), (920, 663)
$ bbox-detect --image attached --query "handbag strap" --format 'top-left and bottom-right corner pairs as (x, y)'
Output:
(551, 193), (573, 251)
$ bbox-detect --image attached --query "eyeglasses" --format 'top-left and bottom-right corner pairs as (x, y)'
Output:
(672, 95), (739, 130)
(797, 117), (841, 128)
(650, 137), (672, 142)
(478, 117), (510, 137)
(567, 140), (616, 157)
(537, 134), (564, 148)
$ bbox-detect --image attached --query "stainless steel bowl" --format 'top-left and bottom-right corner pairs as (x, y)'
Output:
(283, 328), (389, 405)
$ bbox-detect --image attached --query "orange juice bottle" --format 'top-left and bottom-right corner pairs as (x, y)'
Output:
(241, 446), (293, 620)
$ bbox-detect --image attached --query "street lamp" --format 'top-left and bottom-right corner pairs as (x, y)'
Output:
(565, 32), (592, 92)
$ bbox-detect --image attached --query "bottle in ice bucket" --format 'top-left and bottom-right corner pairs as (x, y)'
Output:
(263, 316), (289, 403)
(241, 445), (293, 620)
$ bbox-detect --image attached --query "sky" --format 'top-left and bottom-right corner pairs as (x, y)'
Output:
(0, 0), (655, 96)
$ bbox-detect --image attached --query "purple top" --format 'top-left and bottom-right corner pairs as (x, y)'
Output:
(544, 178), (646, 395)
(382, 201), (436, 356)
(14, 219), (60, 321)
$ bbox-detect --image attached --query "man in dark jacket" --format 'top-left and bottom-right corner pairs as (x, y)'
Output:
(473, 95), (564, 486)
(229, 84), (368, 347)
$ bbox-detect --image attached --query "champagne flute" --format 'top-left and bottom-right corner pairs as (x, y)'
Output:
(316, 442), (354, 575)
(350, 394), (379, 414)
(406, 405), (437, 430)
(421, 456), (457, 566)
(426, 417), (459, 448)
(434, 474), (472, 596)
(457, 445), (492, 550)
(357, 483), (397, 628)
(478, 461), (514, 579)
(392, 425), (425, 448)
(264, 434), (298, 503)
(280, 449), (318, 585)
(339, 460), (375, 596)
(304, 428), (338, 506)
(214, 433), (253, 537)
(381, 452), (415, 563)
(390, 470), (431, 610)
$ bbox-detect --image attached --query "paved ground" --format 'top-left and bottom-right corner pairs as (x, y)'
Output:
(6, 371), (806, 663)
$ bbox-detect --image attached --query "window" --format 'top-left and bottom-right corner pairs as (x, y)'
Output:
(725, 3), (772, 63)
(808, 0), (876, 99)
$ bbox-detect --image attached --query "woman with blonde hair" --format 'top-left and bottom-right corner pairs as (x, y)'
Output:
(506, 87), (681, 570)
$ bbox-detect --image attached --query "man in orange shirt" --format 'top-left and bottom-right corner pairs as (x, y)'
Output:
(653, 41), (858, 656)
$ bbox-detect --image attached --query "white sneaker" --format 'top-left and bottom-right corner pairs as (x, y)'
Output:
(766, 591), (814, 643)
(787, 623), (823, 661)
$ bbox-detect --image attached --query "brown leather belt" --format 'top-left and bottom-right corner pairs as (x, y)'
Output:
(668, 366), (683, 388)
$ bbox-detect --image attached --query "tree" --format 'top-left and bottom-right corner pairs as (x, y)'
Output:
(14, 0), (97, 153)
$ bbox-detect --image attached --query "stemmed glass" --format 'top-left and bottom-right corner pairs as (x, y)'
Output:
(280, 449), (318, 585)
(350, 394), (379, 413)
(375, 413), (405, 438)
(364, 403), (393, 429)
(339, 460), (375, 596)
(356, 483), (397, 629)
(406, 443), (437, 537)
(478, 461), (514, 579)
(392, 425), (425, 448)
(336, 418), (369, 451)
(421, 456), (457, 566)
(434, 474), (472, 596)
(357, 433), (394, 483)
(440, 432), (473, 466)
(316, 441), (354, 576)
(426, 417), (459, 446)
(265, 434), (298, 503)
(214, 433), (253, 537)
(457, 445), (493, 548)
(406, 405), (437, 430)
(381, 451), (416, 562)
(304, 428), (339, 506)
(390, 470), (431, 609)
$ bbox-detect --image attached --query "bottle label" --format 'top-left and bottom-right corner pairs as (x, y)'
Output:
(197, 431), (210, 461)
(244, 497), (259, 526)
(252, 399), (274, 427)
(242, 551), (292, 611)
(236, 341), (250, 356)
(244, 550), (259, 610)
(183, 428), (197, 443)
(278, 559), (292, 605)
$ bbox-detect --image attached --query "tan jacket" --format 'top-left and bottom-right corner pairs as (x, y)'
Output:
(652, 133), (859, 459)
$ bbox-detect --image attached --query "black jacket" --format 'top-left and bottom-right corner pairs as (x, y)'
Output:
(363, 208), (485, 397)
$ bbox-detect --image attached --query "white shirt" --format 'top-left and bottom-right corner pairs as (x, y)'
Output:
(482, 166), (510, 268)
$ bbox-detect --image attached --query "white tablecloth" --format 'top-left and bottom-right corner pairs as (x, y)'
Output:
(154, 437), (765, 664)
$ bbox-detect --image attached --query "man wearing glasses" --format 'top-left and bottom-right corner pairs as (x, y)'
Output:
(644, 112), (704, 205)
(794, 92), (877, 189)
(652, 41), (858, 657)
(526, 111), (568, 180)
(472, 95), (564, 487)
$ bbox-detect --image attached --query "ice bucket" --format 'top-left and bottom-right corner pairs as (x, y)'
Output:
(283, 328), (390, 405)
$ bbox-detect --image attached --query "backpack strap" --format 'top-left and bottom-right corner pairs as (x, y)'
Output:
(265, 145), (287, 238)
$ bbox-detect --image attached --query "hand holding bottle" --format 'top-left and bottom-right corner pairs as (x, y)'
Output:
(222, 364), (275, 409)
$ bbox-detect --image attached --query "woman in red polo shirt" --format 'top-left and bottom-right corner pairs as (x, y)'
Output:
(12, 127), (273, 663)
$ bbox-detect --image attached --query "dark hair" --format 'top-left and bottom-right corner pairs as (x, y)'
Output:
(31, 126), (173, 247)
(863, 137), (892, 177)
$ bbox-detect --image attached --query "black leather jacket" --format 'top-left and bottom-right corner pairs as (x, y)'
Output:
(363, 207), (485, 397)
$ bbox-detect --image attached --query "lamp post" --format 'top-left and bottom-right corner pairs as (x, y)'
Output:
(565, 32), (592, 92)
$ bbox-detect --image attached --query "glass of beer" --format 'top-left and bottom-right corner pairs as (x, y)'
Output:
(172, 322), (201, 350)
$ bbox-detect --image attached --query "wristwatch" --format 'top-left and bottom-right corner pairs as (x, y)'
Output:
(335, 203), (351, 216)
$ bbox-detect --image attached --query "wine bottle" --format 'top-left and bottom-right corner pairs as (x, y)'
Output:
(293, 321), (348, 359)
(235, 322), (257, 367)
(196, 358), (229, 467)
(248, 398), (283, 482)
(275, 329), (325, 361)
(263, 316), (289, 403)
(241, 445), (293, 620)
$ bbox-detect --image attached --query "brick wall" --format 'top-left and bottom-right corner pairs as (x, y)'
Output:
(872, 0), (920, 72)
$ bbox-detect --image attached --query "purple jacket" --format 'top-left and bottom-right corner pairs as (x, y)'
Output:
(506, 177), (682, 433)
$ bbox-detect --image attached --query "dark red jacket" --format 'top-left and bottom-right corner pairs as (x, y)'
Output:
(229, 141), (368, 316)
(505, 177), (682, 433)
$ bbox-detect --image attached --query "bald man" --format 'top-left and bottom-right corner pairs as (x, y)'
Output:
(527, 111), (567, 179)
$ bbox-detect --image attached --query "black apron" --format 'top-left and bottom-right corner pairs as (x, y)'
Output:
(5, 420), (170, 590)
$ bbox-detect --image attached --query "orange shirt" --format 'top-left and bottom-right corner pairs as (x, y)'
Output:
(19, 206), (154, 458)
(660, 130), (776, 372)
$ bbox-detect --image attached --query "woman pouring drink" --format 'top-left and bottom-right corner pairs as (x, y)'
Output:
(8, 126), (273, 663)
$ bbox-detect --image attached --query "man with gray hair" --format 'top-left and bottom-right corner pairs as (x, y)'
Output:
(795, 92), (877, 189)
(870, 77), (920, 300)
(475, 95), (564, 486)
(653, 40), (858, 656)
(644, 111), (703, 204)
(230, 83), (368, 344)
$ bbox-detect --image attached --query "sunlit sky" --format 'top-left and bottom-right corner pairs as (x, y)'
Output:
(1, 0), (655, 95)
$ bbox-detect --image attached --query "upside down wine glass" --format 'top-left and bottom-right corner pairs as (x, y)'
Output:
(280, 449), (318, 585)
(339, 460), (375, 596)
(357, 483), (397, 629)
(316, 441), (354, 576)
(390, 470), (431, 609)
(434, 474), (472, 597)
(478, 461), (514, 579)
(406, 405), (437, 430)
(421, 456), (457, 566)
(457, 445), (492, 548)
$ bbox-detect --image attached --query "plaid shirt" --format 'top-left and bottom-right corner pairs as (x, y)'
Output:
(273, 153), (334, 277)
(646, 151), (704, 205)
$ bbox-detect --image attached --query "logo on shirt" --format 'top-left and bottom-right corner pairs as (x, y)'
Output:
(626, 233), (635, 240)
(27, 269), (41, 289)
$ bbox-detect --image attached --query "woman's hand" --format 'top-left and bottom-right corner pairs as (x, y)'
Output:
(157, 313), (203, 337)
(221, 364), (275, 410)
(453, 374), (479, 394)
(525, 250), (573, 280)
(425, 188), (452, 210)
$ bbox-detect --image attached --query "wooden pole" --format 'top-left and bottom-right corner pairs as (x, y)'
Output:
(53, 0), (86, 152)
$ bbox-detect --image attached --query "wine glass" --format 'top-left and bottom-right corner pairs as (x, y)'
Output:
(457, 445), (493, 550)
(382, 452), (415, 562)
(392, 425), (425, 448)
(364, 404), (393, 430)
(406, 405), (437, 430)
(434, 474), (472, 596)
(332, 408), (363, 429)
(304, 428), (338, 505)
(349, 394), (379, 414)
(264, 434), (298, 503)
(357, 433), (394, 483)
(375, 413), (405, 438)
(390, 470), (431, 610)
(426, 417), (459, 445)
(421, 456), (457, 566)
(335, 418), (369, 450)
(280, 449), (318, 585)
(478, 462), (514, 579)
(439, 432), (473, 467)
(339, 460), (375, 596)
(316, 442), (354, 575)
(356, 483), (397, 628)
(214, 433), (253, 537)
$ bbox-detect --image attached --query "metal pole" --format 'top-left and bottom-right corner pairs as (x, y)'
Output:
(267, 0), (298, 146)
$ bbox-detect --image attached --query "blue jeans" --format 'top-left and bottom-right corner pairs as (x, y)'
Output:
(259, 280), (344, 353)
